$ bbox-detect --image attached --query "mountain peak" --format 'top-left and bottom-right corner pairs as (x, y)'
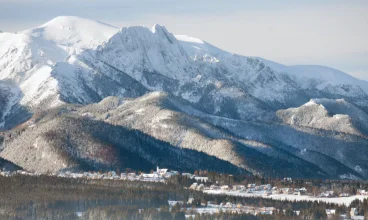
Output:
(151, 24), (167, 33)
(20, 16), (118, 55)
(151, 24), (176, 44)
(40, 16), (117, 29)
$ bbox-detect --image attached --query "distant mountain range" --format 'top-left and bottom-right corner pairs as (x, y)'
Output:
(0, 16), (367, 179)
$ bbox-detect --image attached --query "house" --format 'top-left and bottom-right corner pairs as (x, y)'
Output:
(190, 183), (198, 190)
(210, 185), (220, 190)
(281, 188), (290, 194)
(232, 185), (245, 190)
(320, 191), (334, 197)
(339, 193), (350, 197)
(182, 173), (195, 179)
(247, 184), (256, 188)
(325, 209), (336, 215)
(260, 210), (273, 215)
(261, 184), (272, 190)
(293, 189), (300, 195)
(170, 171), (179, 175)
(187, 197), (195, 204)
(272, 188), (280, 195)
(168, 200), (184, 207)
(293, 188), (307, 195)
(141, 173), (159, 178)
(197, 184), (205, 190)
(298, 187), (307, 195)
(194, 176), (208, 182)
(221, 185), (229, 191)
(156, 166), (168, 176)
(207, 203), (220, 208)
(357, 189), (368, 195)
(127, 173), (137, 179)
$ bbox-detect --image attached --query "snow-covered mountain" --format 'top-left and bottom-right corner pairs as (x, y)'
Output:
(0, 16), (118, 129)
(1, 16), (367, 178)
(277, 98), (368, 137)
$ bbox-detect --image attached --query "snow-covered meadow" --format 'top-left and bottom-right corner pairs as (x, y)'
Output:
(204, 190), (368, 206)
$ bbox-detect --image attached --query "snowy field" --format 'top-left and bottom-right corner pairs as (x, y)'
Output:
(204, 190), (368, 206)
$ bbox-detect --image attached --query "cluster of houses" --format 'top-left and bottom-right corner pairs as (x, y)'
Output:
(167, 199), (275, 216)
(356, 189), (368, 196)
(55, 166), (183, 182)
(319, 191), (366, 198)
(168, 196), (366, 220)
(1, 166), (209, 184)
(291, 208), (365, 220)
(0, 170), (41, 177)
(323, 208), (365, 220)
(192, 182), (309, 197)
(194, 182), (365, 199)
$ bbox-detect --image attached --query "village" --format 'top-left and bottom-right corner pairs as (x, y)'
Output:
(168, 198), (366, 220)
(194, 182), (368, 198)
(1, 168), (368, 219)
(1, 167), (368, 200)
(0, 166), (209, 183)
(167, 199), (276, 218)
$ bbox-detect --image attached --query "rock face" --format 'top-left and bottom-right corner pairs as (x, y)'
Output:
(0, 16), (368, 179)
(277, 99), (368, 137)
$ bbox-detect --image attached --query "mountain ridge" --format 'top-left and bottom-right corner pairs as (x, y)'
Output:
(0, 16), (367, 179)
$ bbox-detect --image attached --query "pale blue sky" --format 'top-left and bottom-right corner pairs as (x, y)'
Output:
(1, 0), (367, 80)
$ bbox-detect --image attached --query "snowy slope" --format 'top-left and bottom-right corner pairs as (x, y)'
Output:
(175, 36), (368, 110)
(259, 58), (368, 104)
(50, 23), (274, 121)
(22, 16), (119, 55)
(277, 98), (368, 137)
(1, 16), (368, 179)
(0, 16), (118, 128)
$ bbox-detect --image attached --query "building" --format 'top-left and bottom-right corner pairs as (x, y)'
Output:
(357, 189), (368, 195)
(141, 173), (159, 178)
(182, 173), (195, 179)
(339, 193), (350, 197)
(232, 185), (245, 190)
(168, 200), (184, 207)
(156, 166), (168, 176)
(187, 197), (195, 204)
(197, 184), (205, 190)
(221, 185), (229, 191)
(194, 176), (208, 182)
(224, 202), (233, 208)
(190, 183), (198, 190)
(247, 184), (256, 188)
